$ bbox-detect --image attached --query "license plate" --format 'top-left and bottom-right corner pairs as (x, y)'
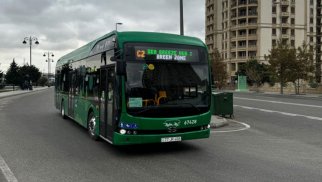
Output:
(161, 136), (182, 143)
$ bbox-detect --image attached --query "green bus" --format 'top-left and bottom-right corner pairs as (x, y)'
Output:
(55, 31), (212, 145)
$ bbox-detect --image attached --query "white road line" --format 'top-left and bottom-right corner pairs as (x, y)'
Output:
(234, 97), (322, 109)
(235, 105), (322, 121)
(0, 154), (18, 182)
(211, 120), (251, 133)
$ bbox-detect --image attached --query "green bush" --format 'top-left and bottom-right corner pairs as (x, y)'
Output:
(309, 82), (319, 88)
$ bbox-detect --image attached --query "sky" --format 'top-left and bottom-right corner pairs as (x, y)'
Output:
(0, 0), (205, 74)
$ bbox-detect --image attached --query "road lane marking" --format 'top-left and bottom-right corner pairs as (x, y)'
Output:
(0, 154), (18, 182)
(235, 105), (322, 121)
(211, 120), (251, 133)
(234, 97), (322, 109)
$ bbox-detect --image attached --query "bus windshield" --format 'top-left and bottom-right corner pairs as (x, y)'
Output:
(124, 43), (210, 117)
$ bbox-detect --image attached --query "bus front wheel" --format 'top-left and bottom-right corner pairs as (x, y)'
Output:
(88, 112), (99, 140)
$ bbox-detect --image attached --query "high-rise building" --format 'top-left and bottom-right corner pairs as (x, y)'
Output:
(206, 0), (322, 83)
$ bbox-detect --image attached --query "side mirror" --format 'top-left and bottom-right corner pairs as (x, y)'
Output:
(110, 56), (117, 62)
(116, 61), (126, 75)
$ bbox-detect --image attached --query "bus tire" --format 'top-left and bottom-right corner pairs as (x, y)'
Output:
(88, 112), (99, 141)
(61, 101), (67, 119)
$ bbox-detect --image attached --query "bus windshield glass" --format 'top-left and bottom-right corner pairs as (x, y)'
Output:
(124, 43), (210, 117)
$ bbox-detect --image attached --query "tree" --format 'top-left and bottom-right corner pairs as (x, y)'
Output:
(265, 41), (296, 94)
(243, 59), (266, 90)
(211, 48), (227, 89)
(37, 76), (48, 87)
(18, 65), (41, 84)
(5, 59), (21, 90)
(289, 43), (315, 94)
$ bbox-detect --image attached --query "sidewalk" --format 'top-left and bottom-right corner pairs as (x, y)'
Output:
(0, 87), (50, 99)
(220, 89), (322, 99)
(210, 115), (229, 128)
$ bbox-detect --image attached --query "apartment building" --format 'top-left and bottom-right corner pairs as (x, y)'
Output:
(206, 0), (322, 83)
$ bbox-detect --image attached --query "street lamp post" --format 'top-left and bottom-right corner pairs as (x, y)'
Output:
(180, 0), (184, 35)
(115, 22), (123, 31)
(22, 36), (39, 66)
(43, 52), (54, 85)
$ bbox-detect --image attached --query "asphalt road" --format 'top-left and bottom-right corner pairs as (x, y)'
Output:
(1, 89), (322, 182)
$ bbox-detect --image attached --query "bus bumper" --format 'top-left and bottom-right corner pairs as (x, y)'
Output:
(112, 129), (210, 145)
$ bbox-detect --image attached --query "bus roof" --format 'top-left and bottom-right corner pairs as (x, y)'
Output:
(56, 31), (206, 67)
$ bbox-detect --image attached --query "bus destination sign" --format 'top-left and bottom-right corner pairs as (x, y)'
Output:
(134, 46), (199, 62)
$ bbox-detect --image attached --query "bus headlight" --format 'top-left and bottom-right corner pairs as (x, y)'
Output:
(120, 129), (127, 135)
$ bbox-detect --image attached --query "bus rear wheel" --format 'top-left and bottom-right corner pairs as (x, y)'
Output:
(61, 101), (67, 119)
(88, 112), (99, 140)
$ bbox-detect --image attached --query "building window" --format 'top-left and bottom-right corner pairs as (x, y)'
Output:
(291, 29), (295, 36)
(249, 40), (257, 46)
(272, 17), (276, 24)
(281, 7), (288, 13)
(231, 63), (236, 71)
(310, 8), (314, 16)
(291, 40), (295, 47)
(291, 18), (295, 25)
(272, 40), (277, 46)
(249, 29), (257, 35)
(282, 17), (288, 24)
(310, 18), (314, 24)
(272, 29), (276, 35)
(248, 51), (257, 58)
(272, 6), (276, 14)
(291, 7), (295, 14)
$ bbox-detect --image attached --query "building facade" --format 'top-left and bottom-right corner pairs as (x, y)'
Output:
(206, 0), (322, 83)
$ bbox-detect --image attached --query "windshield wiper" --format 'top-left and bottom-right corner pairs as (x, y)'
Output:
(130, 107), (155, 115)
(164, 102), (201, 112)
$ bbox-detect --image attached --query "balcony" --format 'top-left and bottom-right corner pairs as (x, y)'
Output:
(281, 23), (290, 27)
(248, 45), (258, 51)
(248, 34), (257, 39)
(281, 12), (290, 17)
(206, 0), (214, 6)
(248, 0), (258, 5)
(281, 34), (289, 39)
(206, 31), (214, 36)
(205, 39), (211, 45)
(206, 9), (214, 16)
(206, 20), (214, 26)
(280, 0), (289, 6)
(248, 12), (258, 17)
(238, 13), (247, 18)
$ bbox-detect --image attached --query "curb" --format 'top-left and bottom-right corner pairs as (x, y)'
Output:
(0, 87), (50, 99)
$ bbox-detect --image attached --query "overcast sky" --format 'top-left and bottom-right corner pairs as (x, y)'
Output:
(0, 0), (205, 73)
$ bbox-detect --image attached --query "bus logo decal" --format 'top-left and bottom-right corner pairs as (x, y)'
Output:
(164, 120), (181, 133)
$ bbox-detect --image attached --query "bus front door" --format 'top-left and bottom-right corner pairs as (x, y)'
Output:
(99, 66), (115, 141)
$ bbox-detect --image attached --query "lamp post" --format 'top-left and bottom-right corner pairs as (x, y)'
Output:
(115, 22), (123, 31)
(22, 36), (39, 66)
(43, 52), (54, 85)
(180, 0), (184, 35)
